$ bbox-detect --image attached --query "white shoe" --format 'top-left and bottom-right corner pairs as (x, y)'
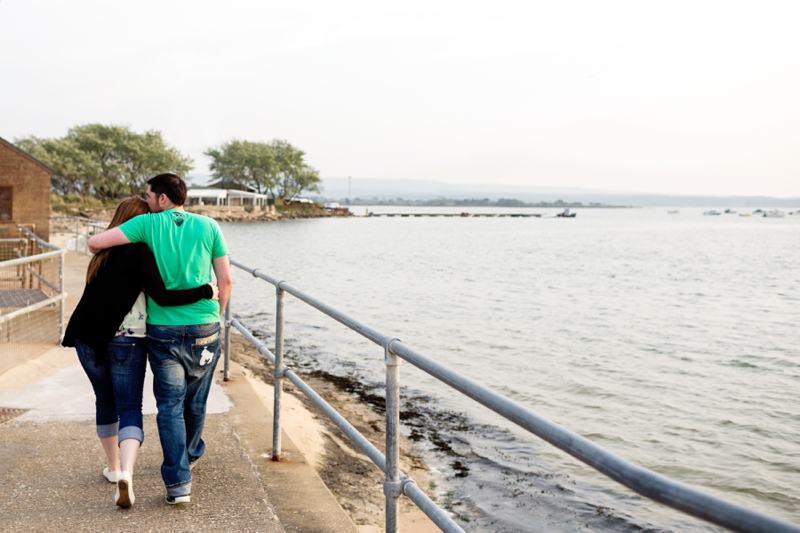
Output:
(165, 493), (191, 505)
(103, 467), (119, 483)
(115, 471), (135, 507)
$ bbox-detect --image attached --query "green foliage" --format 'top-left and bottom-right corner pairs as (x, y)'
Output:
(205, 139), (322, 199)
(16, 124), (193, 200)
(205, 139), (276, 195)
(272, 140), (322, 199)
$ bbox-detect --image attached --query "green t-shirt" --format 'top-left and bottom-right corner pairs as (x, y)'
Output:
(119, 209), (228, 325)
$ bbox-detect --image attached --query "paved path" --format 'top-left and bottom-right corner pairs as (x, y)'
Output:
(0, 250), (358, 532)
(0, 349), (358, 532)
(0, 405), (283, 532)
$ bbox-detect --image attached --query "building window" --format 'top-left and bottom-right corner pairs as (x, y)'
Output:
(0, 187), (11, 221)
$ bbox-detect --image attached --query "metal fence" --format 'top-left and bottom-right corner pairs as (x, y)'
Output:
(0, 227), (65, 376)
(50, 215), (108, 254)
(225, 258), (800, 533)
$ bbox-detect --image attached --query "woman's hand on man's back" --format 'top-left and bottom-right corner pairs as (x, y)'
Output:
(207, 283), (219, 300)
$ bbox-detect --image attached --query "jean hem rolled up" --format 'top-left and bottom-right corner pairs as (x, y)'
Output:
(118, 425), (144, 445)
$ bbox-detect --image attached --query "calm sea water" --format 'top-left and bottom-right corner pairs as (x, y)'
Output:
(221, 207), (800, 532)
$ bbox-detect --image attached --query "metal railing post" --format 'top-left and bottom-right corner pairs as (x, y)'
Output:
(384, 338), (402, 533)
(272, 285), (285, 461)
(223, 299), (231, 381)
(58, 250), (65, 339)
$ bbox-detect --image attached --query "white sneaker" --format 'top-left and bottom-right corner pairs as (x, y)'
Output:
(165, 493), (191, 505)
(103, 467), (119, 483)
(115, 471), (135, 507)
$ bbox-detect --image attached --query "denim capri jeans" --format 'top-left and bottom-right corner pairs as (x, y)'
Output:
(75, 336), (147, 444)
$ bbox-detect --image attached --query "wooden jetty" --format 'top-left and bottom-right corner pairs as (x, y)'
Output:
(368, 213), (543, 218)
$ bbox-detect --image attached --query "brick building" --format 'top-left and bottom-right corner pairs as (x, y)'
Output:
(0, 137), (54, 242)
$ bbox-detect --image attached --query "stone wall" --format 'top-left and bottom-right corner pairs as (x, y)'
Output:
(0, 139), (52, 242)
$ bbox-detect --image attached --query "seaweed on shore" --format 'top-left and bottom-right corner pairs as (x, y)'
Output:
(235, 331), (670, 533)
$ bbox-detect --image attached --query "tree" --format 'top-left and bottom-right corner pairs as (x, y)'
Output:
(204, 139), (322, 199)
(15, 124), (193, 200)
(204, 139), (277, 194)
(67, 124), (193, 199)
(270, 140), (322, 200)
(15, 136), (101, 197)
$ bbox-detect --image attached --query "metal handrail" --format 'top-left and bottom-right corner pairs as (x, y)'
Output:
(17, 225), (62, 252)
(49, 215), (107, 254)
(226, 258), (800, 533)
(0, 249), (63, 268)
(3, 226), (66, 338)
(0, 293), (65, 324)
(50, 215), (101, 223)
(229, 319), (458, 532)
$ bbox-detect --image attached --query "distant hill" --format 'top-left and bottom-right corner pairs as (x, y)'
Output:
(314, 178), (800, 208)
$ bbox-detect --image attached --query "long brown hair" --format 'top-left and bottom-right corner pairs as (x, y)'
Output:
(86, 197), (149, 283)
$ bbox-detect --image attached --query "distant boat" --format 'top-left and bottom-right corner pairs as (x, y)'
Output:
(703, 210), (721, 216)
(763, 209), (785, 218)
(667, 210), (680, 214)
(724, 208), (737, 214)
(753, 209), (764, 214)
(739, 212), (752, 217)
(557, 208), (576, 218)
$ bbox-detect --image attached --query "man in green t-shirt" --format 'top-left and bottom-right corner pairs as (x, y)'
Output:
(89, 173), (232, 505)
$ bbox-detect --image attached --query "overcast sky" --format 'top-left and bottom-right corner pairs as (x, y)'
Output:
(2, 1), (799, 196)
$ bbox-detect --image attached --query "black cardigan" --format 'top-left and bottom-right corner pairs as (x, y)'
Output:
(62, 243), (213, 365)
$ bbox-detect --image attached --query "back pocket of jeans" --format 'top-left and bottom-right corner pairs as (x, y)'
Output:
(146, 336), (178, 366)
(192, 331), (220, 369)
(108, 340), (136, 366)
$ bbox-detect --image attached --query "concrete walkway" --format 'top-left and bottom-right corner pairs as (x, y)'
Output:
(0, 250), (358, 532)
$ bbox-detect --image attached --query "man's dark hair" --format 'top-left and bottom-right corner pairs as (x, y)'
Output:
(147, 173), (187, 206)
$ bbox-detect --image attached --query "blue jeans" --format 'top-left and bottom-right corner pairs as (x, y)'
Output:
(146, 323), (221, 497)
(75, 337), (147, 444)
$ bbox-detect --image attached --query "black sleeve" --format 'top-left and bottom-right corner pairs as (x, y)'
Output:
(130, 244), (213, 306)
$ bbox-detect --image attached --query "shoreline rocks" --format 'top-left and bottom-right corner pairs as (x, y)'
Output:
(50, 207), (350, 225)
(191, 208), (348, 222)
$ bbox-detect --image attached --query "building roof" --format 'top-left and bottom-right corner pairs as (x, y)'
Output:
(188, 188), (270, 200)
(187, 188), (228, 200)
(0, 136), (56, 175)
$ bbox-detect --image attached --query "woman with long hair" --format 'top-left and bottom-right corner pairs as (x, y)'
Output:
(62, 196), (217, 508)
